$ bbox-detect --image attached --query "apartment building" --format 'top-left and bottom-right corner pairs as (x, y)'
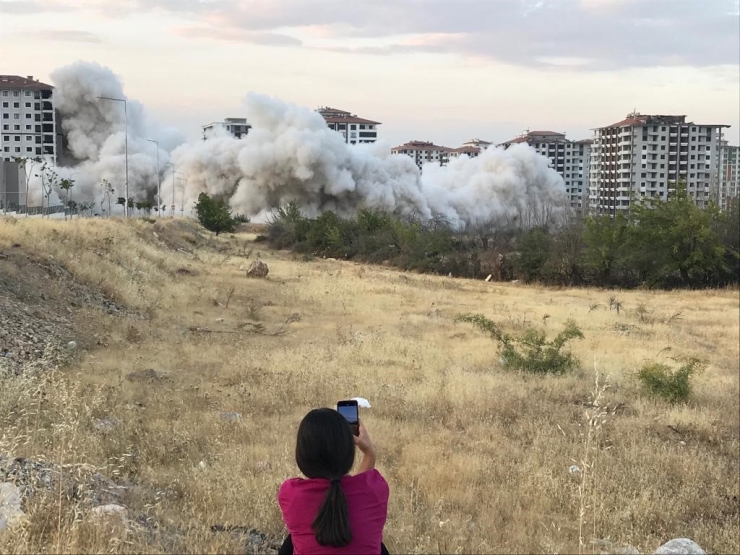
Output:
(202, 117), (251, 140)
(589, 113), (730, 215)
(461, 138), (492, 150)
(719, 141), (739, 210)
(391, 141), (451, 168)
(448, 145), (482, 159)
(498, 130), (591, 211)
(318, 107), (380, 145)
(0, 75), (57, 165)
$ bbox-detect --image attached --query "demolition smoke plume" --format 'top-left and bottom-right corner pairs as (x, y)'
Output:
(47, 61), (567, 225)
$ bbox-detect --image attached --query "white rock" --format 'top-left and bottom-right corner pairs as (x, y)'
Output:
(67, 341), (77, 350)
(0, 482), (25, 533)
(654, 538), (705, 555)
(485, 274), (492, 282)
(89, 504), (128, 528)
(568, 465), (581, 474)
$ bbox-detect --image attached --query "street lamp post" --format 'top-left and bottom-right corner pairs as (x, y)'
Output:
(98, 96), (128, 217)
(146, 139), (160, 217)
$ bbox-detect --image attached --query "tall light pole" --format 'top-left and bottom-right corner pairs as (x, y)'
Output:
(98, 96), (128, 217)
(146, 139), (160, 217)
(177, 176), (188, 217)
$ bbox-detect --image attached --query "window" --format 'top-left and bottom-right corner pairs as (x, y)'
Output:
(25, 125), (31, 130)
(691, 164), (695, 169)
(13, 114), (19, 120)
(25, 102), (31, 108)
(14, 136), (20, 141)
(14, 147), (20, 153)
(661, 155), (665, 159)
(661, 146), (665, 150)
(25, 114), (31, 119)
(1, 102), (6, 108)
(25, 136), (31, 141)
(1, 91), (7, 97)
(13, 125), (19, 131)
(26, 147), (32, 153)
(13, 91), (19, 97)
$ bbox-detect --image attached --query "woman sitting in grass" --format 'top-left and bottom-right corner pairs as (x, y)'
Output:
(278, 408), (390, 555)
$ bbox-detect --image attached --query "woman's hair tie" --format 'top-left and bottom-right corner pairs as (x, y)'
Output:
(331, 478), (341, 486)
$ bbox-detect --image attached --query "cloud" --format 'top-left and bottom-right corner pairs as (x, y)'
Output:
(2, 0), (738, 69)
(173, 26), (302, 46)
(25, 29), (103, 43)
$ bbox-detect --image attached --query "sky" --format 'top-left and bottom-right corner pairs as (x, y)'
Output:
(1, 0), (739, 147)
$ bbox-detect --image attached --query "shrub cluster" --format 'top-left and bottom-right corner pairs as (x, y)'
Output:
(456, 313), (584, 375)
(265, 185), (739, 289)
(637, 358), (705, 404)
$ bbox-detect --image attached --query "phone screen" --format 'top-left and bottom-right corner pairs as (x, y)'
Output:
(337, 401), (359, 435)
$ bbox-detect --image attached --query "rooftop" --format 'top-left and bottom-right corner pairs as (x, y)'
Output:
(318, 106), (381, 125)
(498, 130), (567, 146)
(0, 75), (53, 90)
(599, 113), (732, 130)
(392, 141), (451, 152)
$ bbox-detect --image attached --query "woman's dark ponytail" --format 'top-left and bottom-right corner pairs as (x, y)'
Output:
(312, 479), (352, 547)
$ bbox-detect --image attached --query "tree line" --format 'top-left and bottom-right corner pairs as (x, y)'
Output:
(262, 185), (738, 289)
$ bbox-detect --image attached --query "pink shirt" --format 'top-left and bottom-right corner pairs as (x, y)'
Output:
(278, 470), (389, 555)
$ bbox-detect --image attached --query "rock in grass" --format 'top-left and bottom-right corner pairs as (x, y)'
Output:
(0, 482), (25, 533)
(89, 504), (128, 528)
(654, 538), (705, 555)
(246, 260), (269, 278)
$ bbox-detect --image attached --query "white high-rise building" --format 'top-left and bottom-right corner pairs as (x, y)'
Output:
(318, 107), (380, 145)
(0, 75), (57, 165)
(719, 141), (739, 210)
(202, 117), (251, 140)
(589, 113), (730, 215)
(499, 130), (591, 211)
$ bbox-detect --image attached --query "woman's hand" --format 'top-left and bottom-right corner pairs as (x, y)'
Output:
(354, 421), (377, 473)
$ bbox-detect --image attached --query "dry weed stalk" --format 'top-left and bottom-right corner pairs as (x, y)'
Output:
(577, 367), (610, 555)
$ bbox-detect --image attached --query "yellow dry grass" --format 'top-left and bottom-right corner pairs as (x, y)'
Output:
(1, 217), (738, 554)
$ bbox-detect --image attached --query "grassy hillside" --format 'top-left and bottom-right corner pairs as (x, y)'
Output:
(1, 216), (738, 554)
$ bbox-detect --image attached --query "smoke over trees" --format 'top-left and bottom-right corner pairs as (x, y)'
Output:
(47, 61), (567, 226)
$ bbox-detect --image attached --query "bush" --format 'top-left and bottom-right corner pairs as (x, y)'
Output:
(194, 192), (246, 235)
(457, 314), (584, 374)
(637, 358), (704, 403)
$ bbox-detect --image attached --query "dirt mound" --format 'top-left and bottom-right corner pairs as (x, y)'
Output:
(0, 244), (127, 374)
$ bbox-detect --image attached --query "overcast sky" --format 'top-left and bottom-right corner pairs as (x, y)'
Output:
(2, 0), (739, 147)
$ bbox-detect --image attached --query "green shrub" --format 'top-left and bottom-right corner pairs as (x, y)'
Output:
(637, 358), (704, 403)
(457, 314), (584, 374)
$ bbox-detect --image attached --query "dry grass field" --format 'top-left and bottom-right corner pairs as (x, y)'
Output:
(0, 217), (738, 554)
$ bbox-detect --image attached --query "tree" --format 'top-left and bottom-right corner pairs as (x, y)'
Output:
(13, 156), (40, 217)
(135, 200), (153, 215)
(194, 192), (243, 235)
(59, 178), (75, 220)
(515, 227), (551, 282)
(628, 181), (728, 286)
(36, 163), (59, 218)
(101, 179), (114, 217)
(582, 213), (630, 285)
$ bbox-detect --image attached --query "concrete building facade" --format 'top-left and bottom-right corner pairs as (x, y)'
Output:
(499, 130), (591, 211)
(719, 141), (739, 210)
(318, 107), (380, 145)
(202, 117), (251, 140)
(588, 113), (730, 215)
(0, 159), (26, 212)
(0, 75), (57, 165)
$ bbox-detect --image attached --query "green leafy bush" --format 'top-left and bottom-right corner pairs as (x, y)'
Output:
(637, 358), (704, 403)
(194, 192), (246, 235)
(457, 314), (584, 374)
